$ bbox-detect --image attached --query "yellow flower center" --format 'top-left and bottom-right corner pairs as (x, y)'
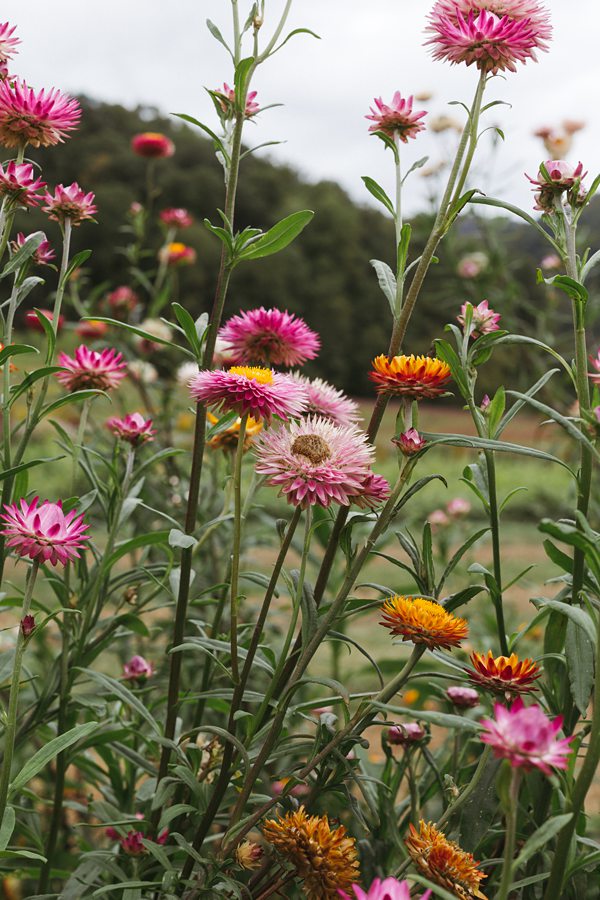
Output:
(230, 365), (274, 384)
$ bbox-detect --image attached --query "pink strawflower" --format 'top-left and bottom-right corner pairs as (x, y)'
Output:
(457, 252), (488, 279)
(107, 285), (139, 316)
(159, 207), (193, 228)
(429, 0), (551, 38)
(527, 159), (586, 191)
(43, 182), (97, 226)
(12, 232), (55, 266)
(0, 161), (46, 207)
(589, 349), (600, 384)
(458, 299), (501, 338)
(56, 345), (127, 392)
(0, 22), (20, 65)
(387, 723), (426, 745)
(480, 697), (574, 775)
(189, 366), (308, 424)
(76, 319), (109, 340)
(254, 416), (383, 508)
(131, 132), (174, 158)
(352, 472), (391, 510)
(219, 307), (320, 368)
(107, 413), (156, 446)
(339, 877), (432, 899)
(159, 241), (196, 266)
(20, 614), (35, 638)
(447, 497), (471, 517)
(123, 655), (154, 681)
(393, 428), (427, 456)
(426, 2), (551, 74)
(594, 406), (600, 425)
(0, 79), (81, 148)
(447, 685), (480, 708)
(366, 92), (427, 141)
(24, 309), (63, 331)
(290, 373), (359, 426)
(428, 509), (450, 528)
(214, 83), (260, 119)
(540, 253), (561, 270)
(272, 779), (311, 798)
(120, 831), (145, 856)
(0, 497), (89, 567)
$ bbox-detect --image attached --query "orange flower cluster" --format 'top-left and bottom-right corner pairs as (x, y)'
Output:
(406, 820), (488, 900)
(380, 595), (468, 650)
(468, 650), (541, 696)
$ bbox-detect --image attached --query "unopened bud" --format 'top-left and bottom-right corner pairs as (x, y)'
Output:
(20, 615), (35, 638)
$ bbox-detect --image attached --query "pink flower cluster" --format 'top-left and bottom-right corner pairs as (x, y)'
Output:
(0, 498), (88, 567)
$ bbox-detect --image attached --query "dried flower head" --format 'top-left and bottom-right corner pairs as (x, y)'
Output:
(219, 307), (320, 368)
(1, 497), (89, 566)
(57, 345), (127, 392)
(405, 820), (488, 899)
(189, 366), (308, 424)
(370, 355), (451, 400)
(380, 596), (468, 650)
(20, 614), (35, 638)
(468, 650), (541, 696)
(366, 92), (427, 141)
(0, 79), (81, 148)
(131, 132), (174, 158)
(480, 697), (574, 774)
(43, 182), (97, 226)
(235, 840), (264, 870)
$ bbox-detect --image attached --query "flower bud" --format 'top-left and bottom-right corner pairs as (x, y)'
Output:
(446, 685), (479, 708)
(393, 428), (426, 456)
(20, 615), (35, 637)
(236, 840), (264, 870)
(387, 722), (426, 746)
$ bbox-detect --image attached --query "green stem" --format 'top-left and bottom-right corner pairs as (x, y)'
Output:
(229, 414), (248, 684)
(450, 70), (487, 204)
(71, 397), (92, 494)
(0, 147), (25, 263)
(497, 769), (522, 900)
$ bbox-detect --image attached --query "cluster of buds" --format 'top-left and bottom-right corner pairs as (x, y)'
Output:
(527, 159), (587, 213)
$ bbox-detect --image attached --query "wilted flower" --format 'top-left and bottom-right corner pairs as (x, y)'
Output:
(0, 497), (88, 566)
(20, 615), (35, 638)
(468, 650), (541, 696)
(43, 183), (97, 226)
(159, 241), (196, 266)
(262, 806), (360, 899)
(24, 308), (63, 331)
(366, 92), (427, 141)
(380, 596), (468, 650)
(13, 232), (55, 266)
(447, 497), (471, 517)
(393, 428), (427, 456)
(405, 820), (487, 899)
(206, 411), (262, 452)
(107, 413), (156, 446)
(107, 285), (139, 316)
(0, 22), (20, 64)
(339, 877), (432, 900)
(159, 207), (193, 228)
(76, 319), (109, 339)
(131, 132), (174, 158)
(370, 354), (451, 399)
(0, 79), (81, 148)
(219, 307), (320, 368)
(57, 345), (127, 392)
(458, 299), (501, 337)
(235, 840), (264, 870)
(457, 251), (488, 278)
(480, 697), (573, 774)
(387, 722), (426, 745)
(290, 373), (359, 427)
(189, 366), (307, 424)
(123, 655), (154, 681)
(588, 348), (600, 384)
(135, 318), (173, 353)
(447, 685), (480, 708)
(214, 83), (260, 120)
(0, 161), (46, 207)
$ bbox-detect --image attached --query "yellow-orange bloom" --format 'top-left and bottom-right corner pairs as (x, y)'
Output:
(468, 650), (541, 696)
(262, 806), (359, 899)
(406, 820), (488, 900)
(370, 354), (451, 399)
(206, 411), (262, 452)
(380, 595), (468, 650)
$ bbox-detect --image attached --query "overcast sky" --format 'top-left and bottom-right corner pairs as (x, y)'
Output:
(11, 0), (600, 214)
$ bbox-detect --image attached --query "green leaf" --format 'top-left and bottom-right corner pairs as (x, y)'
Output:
(0, 231), (45, 278)
(370, 259), (397, 314)
(443, 189), (479, 232)
(423, 431), (574, 473)
(62, 249), (92, 286)
(104, 530), (170, 569)
(236, 210), (314, 261)
(565, 618), (596, 714)
(361, 177), (395, 216)
(0, 343), (38, 365)
(487, 386), (505, 437)
(169, 528), (196, 549)
(76, 669), (160, 734)
(514, 814), (573, 869)
(434, 339), (468, 398)
(40, 389), (107, 419)
(531, 597), (596, 640)
(171, 302), (203, 359)
(0, 455), (64, 483)
(271, 27), (321, 55)
(79, 317), (193, 356)
(545, 274), (588, 303)
(174, 112), (228, 160)
(234, 57), (255, 106)
(9, 722), (98, 795)
(397, 222), (412, 276)
(206, 18), (233, 57)
(506, 390), (600, 464)
(371, 701), (480, 732)
(0, 807), (15, 850)
(8, 365), (65, 406)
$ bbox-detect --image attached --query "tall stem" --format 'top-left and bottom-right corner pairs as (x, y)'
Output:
(229, 414), (248, 684)
(71, 396), (92, 493)
(497, 769), (521, 900)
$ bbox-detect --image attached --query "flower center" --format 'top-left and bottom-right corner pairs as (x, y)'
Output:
(230, 365), (273, 385)
(291, 434), (331, 465)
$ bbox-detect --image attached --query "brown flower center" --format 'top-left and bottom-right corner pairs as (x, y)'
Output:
(291, 434), (331, 465)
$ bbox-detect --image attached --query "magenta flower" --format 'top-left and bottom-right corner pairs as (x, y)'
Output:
(366, 92), (427, 141)
(0, 79), (81, 148)
(426, 1), (551, 74)
(352, 472), (391, 510)
(430, 0), (551, 38)
(447, 497), (471, 517)
(43, 182), (97, 226)
(12, 232), (55, 266)
(20, 614), (35, 638)
(290, 373), (359, 426)
(458, 299), (501, 337)
(339, 877), (431, 899)
(131, 132), (174, 158)
(56, 345), (127, 392)
(219, 307), (320, 368)
(120, 831), (145, 856)
(0, 22), (20, 65)
(447, 685), (480, 708)
(0, 161), (46, 207)
(254, 416), (383, 509)
(189, 366), (308, 424)
(589, 349), (600, 384)
(214, 82), (260, 119)
(123, 655), (154, 681)
(0, 497), (89, 566)
(527, 159), (586, 192)
(393, 428), (427, 456)
(107, 413), (156, 446)
(159, 207), (193, 228)
(107, 285), (139, 316)
(480, 697), (574, 775)
(387, 723), (426, 746)
(24, 309), (63, 331)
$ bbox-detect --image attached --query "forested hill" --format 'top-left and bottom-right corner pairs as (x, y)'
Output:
(21, 98), (600, 395)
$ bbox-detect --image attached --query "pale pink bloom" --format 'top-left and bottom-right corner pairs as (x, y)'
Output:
(0, 161), (46, 207)
(12, 232), (55, 266)
(366, 92), (427, 141)
(159, 207), (193, 228)
(24, 308), (63, 331)
(447, 685), (479, 708)
(219, 307), (320, 368)
(447, 497), (471, 517)
(0, 497), (89, 567)
(594, 406), (600, 425)
(0, 22), (20, 64)
(387, 722), (426, 745)
(352, 472), (391, 510)
(339, 877), (432, 900)
(57, 345), (127, 392)
(107, 413), (156, 446)
(290, 373), (359, 426)
(589, 349), (600, 384)
(480, 697), (574, 775)
(428, 509), (449, 528)
(107, 285), (139, 316)
(212, 336), (236, 369)
(540, 253), (561, 270)
(135, 318), (173, 353)
(129, 201), (143, 217)
(43, 182), (97, 226)
(393, 428), (427, 456)
(527, 159), (586, 192)
(255, 416), (382, 508)
(128, 360), (158, 385)
(131, 132), (174, 158)
(123, 655), (154, 680)
(563, 119), (585, 135)
(457, 251), (488, 279)
(0, 79), (81, 148)
(20, 615), (35, 637)
(190, 366), (307, 424)
(458, 299), (501, 338)
(214, 83), (260, 119)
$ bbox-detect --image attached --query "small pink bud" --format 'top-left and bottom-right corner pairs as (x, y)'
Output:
(446, 497), (471, 518)
(20, 614), (35, 637)
(447, 685), (479, 709)
(393, 428), (426, 456)
(387, 722), (426, 746)
(480, 394), (491, 411)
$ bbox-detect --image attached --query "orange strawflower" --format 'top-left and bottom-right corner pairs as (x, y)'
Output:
(262, 806), (359, 899)
(380, 595), (468, 650)
(206, 411), (262, 452)
(370, 354), (451, 399)
(468, 650), (541, 697)
(405, 820), (488, 900)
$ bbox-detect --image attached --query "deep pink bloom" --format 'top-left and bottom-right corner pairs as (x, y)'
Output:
(107, 413), (156, 446)
(56, 345), (127, 392)
(0, 161), (46, 207)
(219, 307), (320, 368)
(290, 373), (359, 426)
(387, 723), (426, 746)
(20, 614), (35, 637)
(426, 2), (551, 74)
(131, 132), (174, 158)
(76, 319), (109, 339)
(366, 92), (427, 141)
(447, 497), (471, 517)
(0, 22), (20, 64)
(159, 207), (193, 228)
(339, 877), (431, 899)
(447, 685), (480, 708)
(0, 79), (81, 148)
(458, 299), (501, 337)
(120, 831), (145, 856)
(393, 428), (426, 456)
(24, 309), (63, 331)
(588, 349), (600, 383)
(43, 182), (97, 226)
(430, 0), (551, 37)
(352, 472), (391, 510)
(12, 232), (55, 266)
(254, 416), (383, 508)
(480, 697), (574, 775)
(214, 82), (260, 119)
(190, 366), (308, 424)
(0, 497), (89, 566)
(107, 285), (139, 316)
(105, 826), (119, 841)
(123, 655), (154, 681)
